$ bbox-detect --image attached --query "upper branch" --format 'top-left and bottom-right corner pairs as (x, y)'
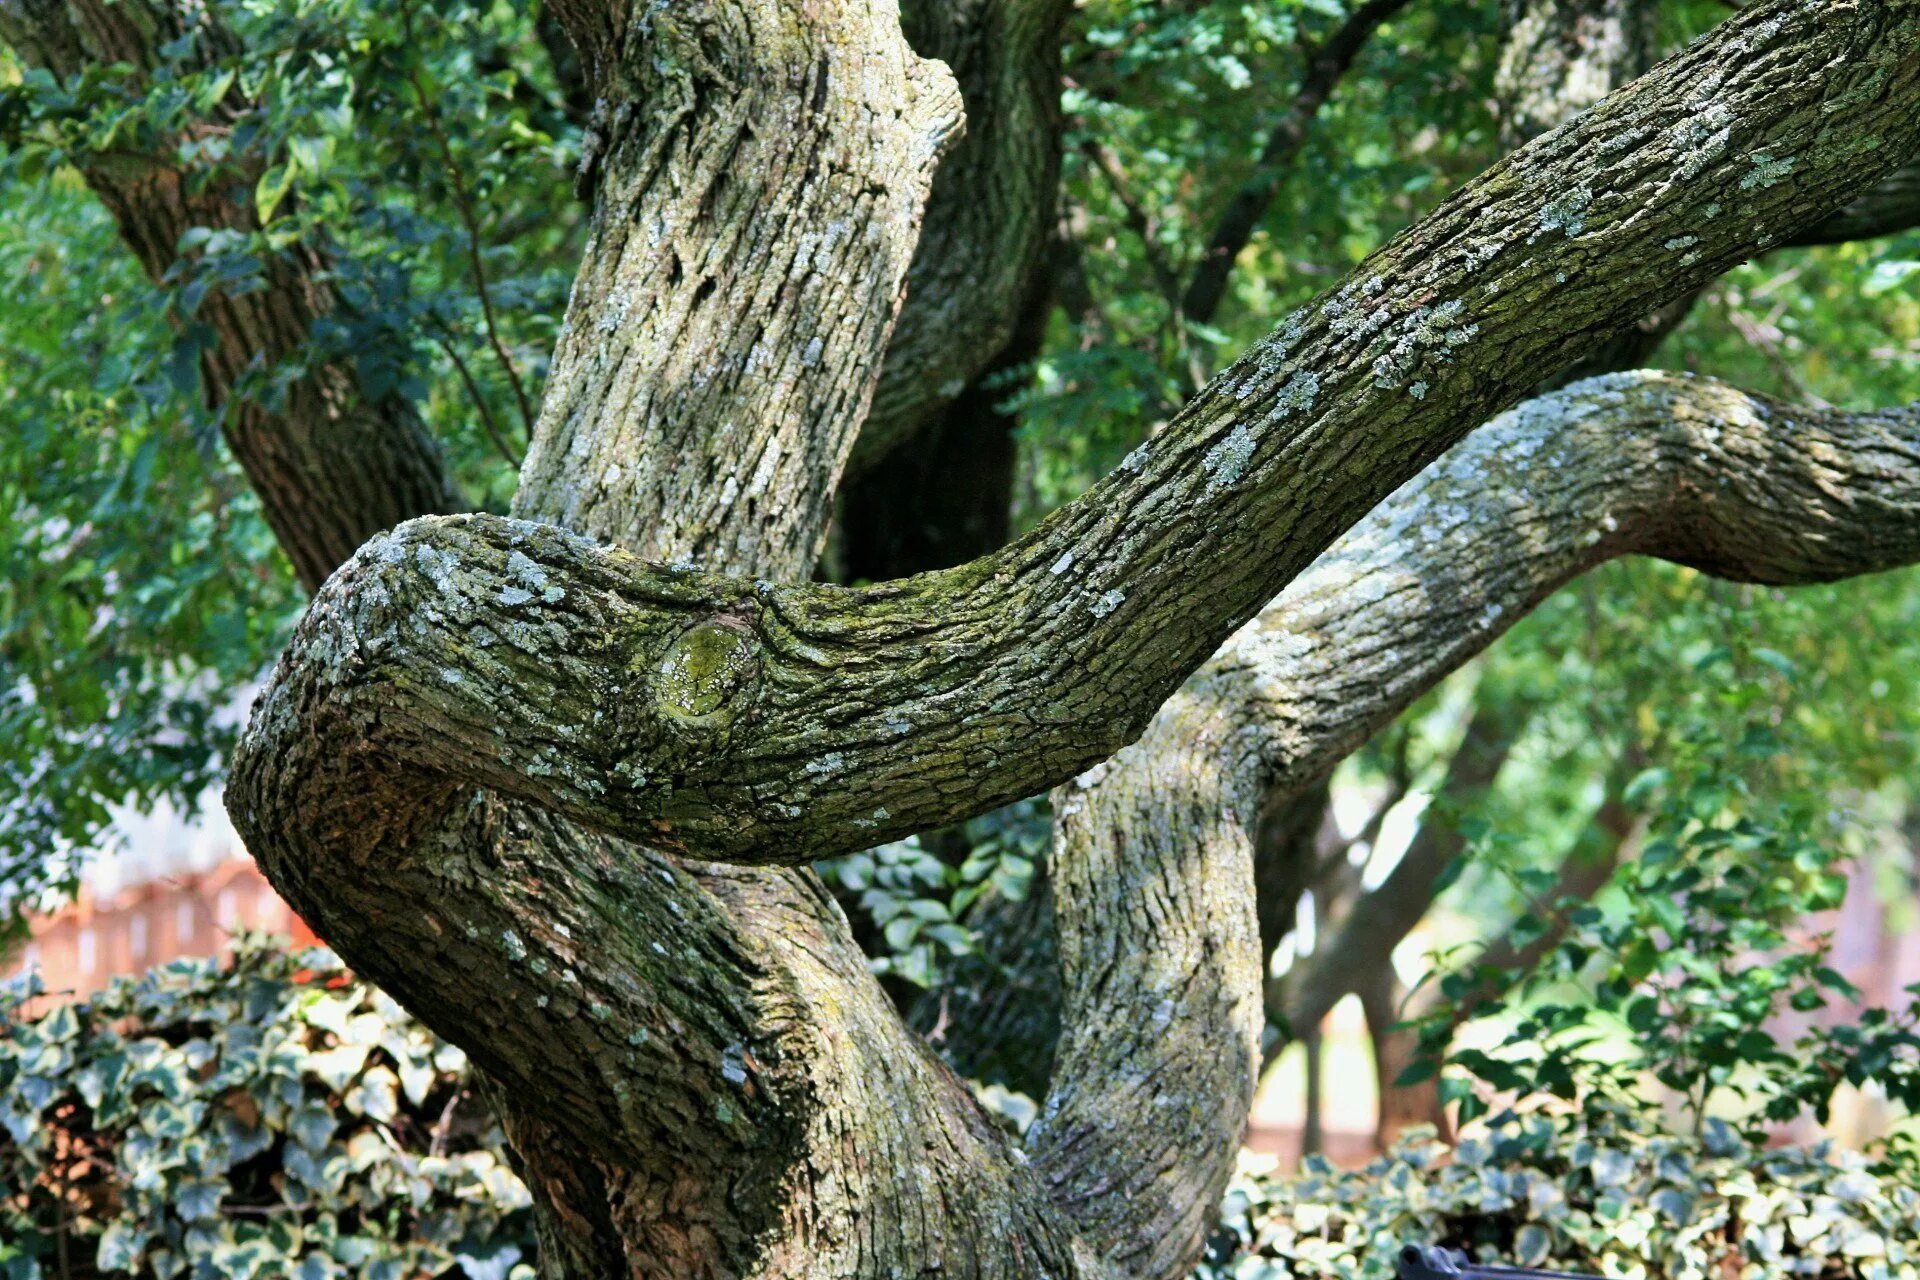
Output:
(849, 0), (1075, 469)
(233, 0), (1920, 870)
(511, 0), (964, 570)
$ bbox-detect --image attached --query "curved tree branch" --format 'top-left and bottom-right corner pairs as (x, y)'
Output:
(233, 0), (1111, 1272)
(238, 0), (1920, 866)
(1032, 369), (1920, 1273)
(229, 3), (1920, 1271)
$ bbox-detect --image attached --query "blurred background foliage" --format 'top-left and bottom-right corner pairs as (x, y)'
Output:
(0, 0), (583, 919)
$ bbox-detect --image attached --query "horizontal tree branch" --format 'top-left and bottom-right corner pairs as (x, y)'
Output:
(234, 0), (1920, 870)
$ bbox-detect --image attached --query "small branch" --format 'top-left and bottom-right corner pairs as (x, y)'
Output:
(425, 316), (525, 468)
(399, 1), (538, 442)
(1180, 0), (1417, 326)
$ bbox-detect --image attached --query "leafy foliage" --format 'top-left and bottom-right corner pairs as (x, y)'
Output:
(0, 940), (534, 1280)
(1401, 637), (1920, 1141)
(1200, 1120), (1920, 1280)
(818, 799), (1047, 989)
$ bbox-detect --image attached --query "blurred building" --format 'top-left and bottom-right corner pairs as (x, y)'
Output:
(6, 791), (316, 1003)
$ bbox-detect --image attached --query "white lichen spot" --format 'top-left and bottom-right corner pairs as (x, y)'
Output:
(501, 930), (527, 963)
(1089, 589), (1126, 618)
(806, 752), (847, 776)
(440, 668), (464, 684)
(1739, 152), (1796, 191)
(1050, 551), (1076, 576)
(1408, 381), (1429, 400)
(1664, 235), (1698, 251)
(507, 550), (548, 589)
(1202, 423), (1257, 489)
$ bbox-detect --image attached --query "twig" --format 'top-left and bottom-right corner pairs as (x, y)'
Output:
(399, 1), (539, 443)
(1181, 0), (1417, 326)
(1077, 138), (1205, 396)
(427, 315), (525, 468)
(430, 1088), (463, 1159)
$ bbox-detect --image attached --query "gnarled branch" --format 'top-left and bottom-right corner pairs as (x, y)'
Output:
(238, 0), (1920, 867)
(1033, 369), (1920, 1273)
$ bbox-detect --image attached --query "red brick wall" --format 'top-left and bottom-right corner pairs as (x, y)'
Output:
(9, 858), (318, 1002)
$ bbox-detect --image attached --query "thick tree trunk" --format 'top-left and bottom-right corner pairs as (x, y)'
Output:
(212, 1), (1920, 1276)
(16, 0), (1920, 1274)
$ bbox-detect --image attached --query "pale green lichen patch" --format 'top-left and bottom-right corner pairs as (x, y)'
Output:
(1739, 152), (1796, 191)
(655, 621), (758, 724)
(1202, 423), (1257, 489)
(1532, 185), (1592, 240)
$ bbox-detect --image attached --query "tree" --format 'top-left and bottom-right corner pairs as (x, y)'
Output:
(4, 0), (1920, 1276)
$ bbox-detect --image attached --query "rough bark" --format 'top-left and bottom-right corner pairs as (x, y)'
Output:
(232, 0), (1108, 1273)
(836, 278), (1049, 579)
(1789, 157), (1920, 246)
(225, 2), (1920, 1276)
(509, 0), (964, 573)
(1494, 0), (1655, 149)
(0, 0), (463, 592)
(1027, 368), (1920, 1272)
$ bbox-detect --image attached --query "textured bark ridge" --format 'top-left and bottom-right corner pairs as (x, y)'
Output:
(215, 0), (1920, 1276)
(0, 0), (461, 592)
(234, 0), (1102, 1273)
